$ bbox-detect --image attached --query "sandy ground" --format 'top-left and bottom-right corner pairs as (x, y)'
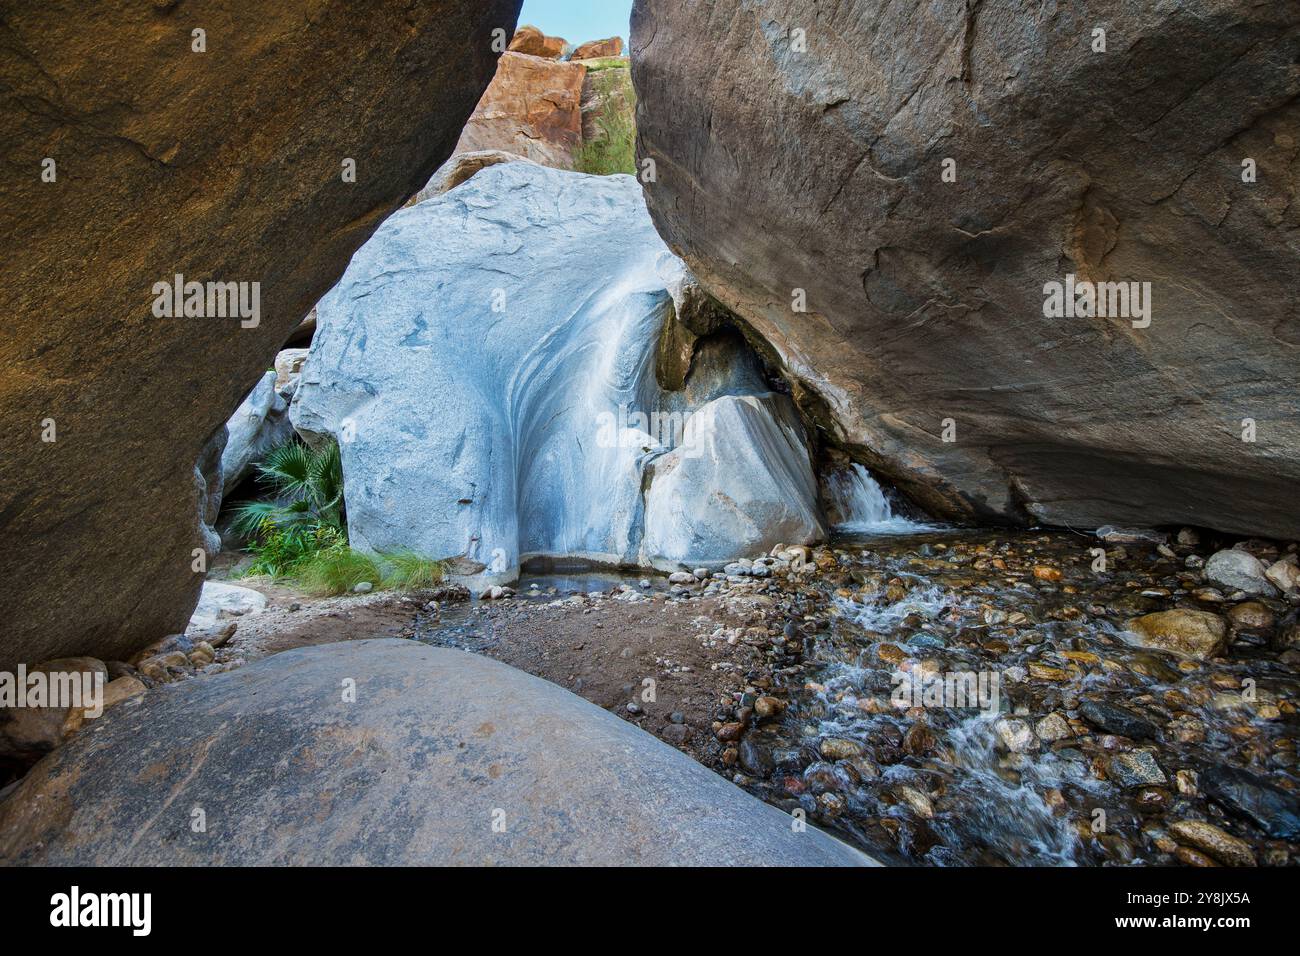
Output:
(215, 570), (791, 772)
(410, 588), (790, 768)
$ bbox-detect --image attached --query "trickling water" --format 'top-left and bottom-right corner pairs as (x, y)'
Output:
(826, 464), (928, 534)
(935, 715), (1094, 866)
(411, 527), (1299, 865)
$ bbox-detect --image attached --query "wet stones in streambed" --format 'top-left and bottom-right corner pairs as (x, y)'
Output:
(1078, 700), (1161, 741)
(1204, 549), (1278, 598)
(739, 738), (775, 776)
(671, 529), (1299, 865)
(1105, 749), (1168, 788)
(1125, 610), (1228, 660)
(1200, 766), (1300, 841)
(1168, 820), (1256, 866)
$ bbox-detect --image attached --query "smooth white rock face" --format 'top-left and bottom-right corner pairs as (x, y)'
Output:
(187, 581), (267, 632)
(292, 163), (822, 584)
(642, 394), (824, 570)
(220, 369), (295, 496)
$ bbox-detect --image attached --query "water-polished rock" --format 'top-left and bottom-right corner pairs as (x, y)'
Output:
(0, 640), (873, 866)
(642, 394), (825, 570)
(0, 0), (522, 671)
(1125, 610), (1228, 660)
(631, 0), (1300, 537)
(1205, 549), (1278, 597)
(1079, 700), (1160, 741)
(1168, 820), (1256, 867)
(1201, 765), (1300, 840)
(292, 163), (822, 585)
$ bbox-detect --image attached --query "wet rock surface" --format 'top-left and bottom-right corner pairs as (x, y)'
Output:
(292, 162), (822, 586)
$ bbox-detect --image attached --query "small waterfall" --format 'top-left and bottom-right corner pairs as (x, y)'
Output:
(826, 463), (926, 534)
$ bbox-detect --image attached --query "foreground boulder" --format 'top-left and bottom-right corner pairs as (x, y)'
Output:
(0, 640), (872, 866)
(631, 0), (1300, 537)
(292, 162), (823, 584)
(0, 0), (523, 671)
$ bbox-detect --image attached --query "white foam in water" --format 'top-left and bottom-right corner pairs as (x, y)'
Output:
(938, 714), (1099, 866)
(827, 464), (929, 534)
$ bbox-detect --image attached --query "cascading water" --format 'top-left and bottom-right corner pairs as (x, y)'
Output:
(826, 463), (928, 534)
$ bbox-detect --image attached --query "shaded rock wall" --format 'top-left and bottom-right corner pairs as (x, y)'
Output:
(0, 0), (522, 670)
(220, 370), (295, 497)
(631, 0), (1300, 537)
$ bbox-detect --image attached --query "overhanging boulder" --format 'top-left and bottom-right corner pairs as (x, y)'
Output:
(0, 0), (523, 670)
(631, 0), (1300, 537)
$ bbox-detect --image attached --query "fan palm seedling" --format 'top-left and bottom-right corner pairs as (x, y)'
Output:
(231, 440), (345, 538)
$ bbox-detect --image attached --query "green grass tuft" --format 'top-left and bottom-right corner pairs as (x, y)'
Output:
(573, 92), (637, 176)
(380, 551), (446, 591)
(228, 438), (447, 597)
(293, 543), (383, 597)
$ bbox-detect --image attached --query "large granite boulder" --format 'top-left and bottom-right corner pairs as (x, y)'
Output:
(0, 640), (873, 866)
(631, 0), (1300, 537)
(0, 0), (522, 671)
(643, 394), (824, 568)
(292, 162), (823, 585)
(456, 51), (588, 169)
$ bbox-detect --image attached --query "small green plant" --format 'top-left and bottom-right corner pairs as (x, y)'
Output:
(381, 551), (446, 590)
(231, 440), (344, 539)
(573, 95), (637, 176)
(240, 524), (344, 578)
(232, 440), (346, 577)
(231, 439), (445, 594)
(294, 542), (383, 596)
